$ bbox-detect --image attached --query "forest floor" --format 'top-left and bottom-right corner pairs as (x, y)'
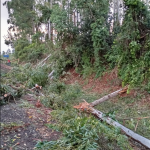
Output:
(1, 64), (150, 150)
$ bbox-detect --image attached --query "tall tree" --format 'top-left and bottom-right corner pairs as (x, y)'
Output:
(3, 0), (36, 44)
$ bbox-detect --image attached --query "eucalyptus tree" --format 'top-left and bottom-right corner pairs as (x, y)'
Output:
(49, 0), (114, 75)
(3, 0), (37, 44)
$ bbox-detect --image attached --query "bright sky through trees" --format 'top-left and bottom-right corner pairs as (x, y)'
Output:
(1, 0), (12, 53)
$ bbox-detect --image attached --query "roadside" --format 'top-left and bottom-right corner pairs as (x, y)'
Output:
(0, 95), (61, 150)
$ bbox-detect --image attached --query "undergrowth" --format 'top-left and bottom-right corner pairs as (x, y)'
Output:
(35, 81), (133, 150)
(2, 0), (150, 149)
(36, 109), (132, 150)
(5, 63), (51, 88)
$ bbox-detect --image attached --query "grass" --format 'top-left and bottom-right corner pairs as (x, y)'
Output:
(41, 80), (150, 140)
(2, 58), (149, 148)
(95, 93), (150, 139)
(18, 99), (34, 108)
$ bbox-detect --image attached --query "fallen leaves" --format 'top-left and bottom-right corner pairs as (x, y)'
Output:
(9, 142), (20, 150)
(1, 123), (30, 135)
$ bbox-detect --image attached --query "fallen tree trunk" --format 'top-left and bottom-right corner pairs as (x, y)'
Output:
(73, 101), (150, 148)
(90, 87), (128, 107)
(91, 108), (150, 149)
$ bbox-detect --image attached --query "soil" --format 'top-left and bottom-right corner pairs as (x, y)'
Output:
(0, 96), (61, 150)
(1, 64), (12, 73)
(63, 68), (133, 96)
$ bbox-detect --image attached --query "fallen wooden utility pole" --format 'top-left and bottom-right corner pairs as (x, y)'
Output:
(90, 86), (128, 107)
(74, 101), (150, 148)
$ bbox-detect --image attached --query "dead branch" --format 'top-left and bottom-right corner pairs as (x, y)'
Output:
(48, 70), (54, 78)
(135, 119), (140, 131)
(8, 85), (21, 90)
(37, 54), (51, 67)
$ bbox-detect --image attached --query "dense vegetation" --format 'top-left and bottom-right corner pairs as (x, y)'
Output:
(2, 0), (150, 149)
(4, 0), (150, 88)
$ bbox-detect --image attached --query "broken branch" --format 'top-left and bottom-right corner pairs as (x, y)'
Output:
(37, 54), (51, 67)
(48, 70), (54, 78)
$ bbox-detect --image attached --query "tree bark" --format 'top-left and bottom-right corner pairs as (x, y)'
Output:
(90, 88), (123, 107)
(74, 100), (150, 148)
(91, 108), (150, 149)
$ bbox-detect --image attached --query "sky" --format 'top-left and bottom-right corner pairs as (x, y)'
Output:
(1, 0), (11, 53)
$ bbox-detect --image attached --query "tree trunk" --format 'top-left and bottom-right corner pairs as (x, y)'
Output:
(74, 100), (150, 148)
(91, 108), (150, 149)
(90, 88), (123, 107)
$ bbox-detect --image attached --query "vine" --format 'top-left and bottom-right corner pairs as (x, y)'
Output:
(108, 0), (150, 90)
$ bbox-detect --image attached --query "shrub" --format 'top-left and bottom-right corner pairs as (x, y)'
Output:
(107, 0), (150, 90)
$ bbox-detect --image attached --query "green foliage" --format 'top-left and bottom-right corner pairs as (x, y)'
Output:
(32, 32), (44, 43)
(48, 0), (115, 77)
(46, 80), (66, 94)
(49, 47), (73, 77)
(51, 5), (69, 34)
(41, 82), (82, 109)
(4, 0), (36, 34)
(28, 67), (48, 87)
(14, 38), (30, 59)
(0, 83), (21, 105)
(6, 63), (49, 88)
(35, 109), (132, 150)
(36, 4), (52, 23)
(14, 37), (48, 62)
(36, 80), (132, 150)
(90, 0), (109, 69)
(108, 0), (150, 89)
